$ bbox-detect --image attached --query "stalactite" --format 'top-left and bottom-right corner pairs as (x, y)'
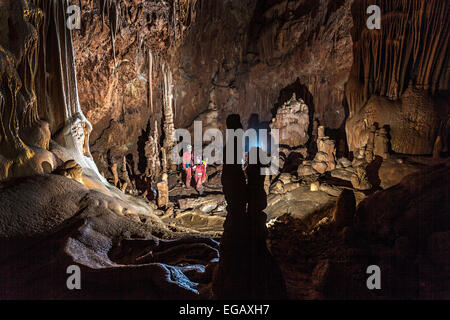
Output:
(35, 0), (104, 181)
(148, 49), (154, 113)
(20, 0), (44, 129)
(98, 0), (121, 67)
(162, 62), (176, 153)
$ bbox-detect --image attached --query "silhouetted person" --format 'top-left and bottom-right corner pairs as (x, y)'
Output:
(213, 115), (286, 299)
(213, 115), (248, 299)
(246, 148), (286, 299)
(221, 114), (247, 220)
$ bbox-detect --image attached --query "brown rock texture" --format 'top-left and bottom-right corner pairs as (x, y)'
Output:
(345, 0), (450, 155)
(73, 0), (173, 176)
(270, 94), (309, 147)
(72, 0), (354, 178)
(170, 0), (354, 130)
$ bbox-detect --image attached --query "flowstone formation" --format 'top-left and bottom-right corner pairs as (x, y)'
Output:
(0, 0), (102, 183)
(345, 0), (449, 156)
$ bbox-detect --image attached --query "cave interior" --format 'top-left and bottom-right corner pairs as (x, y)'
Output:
(0, 0), (449, 300)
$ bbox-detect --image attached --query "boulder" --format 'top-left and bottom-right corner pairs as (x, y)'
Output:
(312, 161), (327, 174)
(310, 181), (320, 192)
(319, 183), (343, 197)
(337, 158), (352, 168)
(350, 167), (372, 191)
(331, 168), (354, 181)
(332, 189), (356, 228)
(297, 165), (317, 176)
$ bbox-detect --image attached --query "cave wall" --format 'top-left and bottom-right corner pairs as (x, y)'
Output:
(74, 0), (450, 178)
(74, 0), (354, 177)
(170, 0), (354, 130)
(345, 0), (449, 155)
(73, 0), (175, 177)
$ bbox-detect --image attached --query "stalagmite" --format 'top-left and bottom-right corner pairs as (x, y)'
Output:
(365, 125), (377, 163)
(157, 173), (169, 208)
(433, 136), (443, 159)
(111, 162), (119, 187)
(144, 121), (161, 179)
(161, 147), (168, 174)
(269, 93), (309, 148)
(121, 156), (132, 190)
(311, 126), (336, 173)
(374, 128), (390, 160)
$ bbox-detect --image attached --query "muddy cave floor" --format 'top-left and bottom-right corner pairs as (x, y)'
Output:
(0, 154), (449, 299)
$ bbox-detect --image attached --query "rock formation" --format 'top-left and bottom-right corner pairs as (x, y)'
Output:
(270, 94), (309, 148)
(144, 120), (161, 179)
(374, 127), (390, 160)
(71, 0), (355, 175)
(350, 166), (372, 191)
(157, 173), (169, 208)
(0, 0), (106, 183)
(345, 0), (449, 155)
(311, 126), (337, 173)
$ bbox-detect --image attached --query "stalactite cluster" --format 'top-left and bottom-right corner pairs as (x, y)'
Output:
(0, 0), (104, 182)
(345, 0), (449, 155)
(346, 0), (449, 116)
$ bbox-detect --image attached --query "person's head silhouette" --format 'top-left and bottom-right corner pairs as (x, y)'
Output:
(226, 114), (243, 130)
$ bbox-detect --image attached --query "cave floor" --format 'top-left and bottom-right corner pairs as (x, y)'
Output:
(0, 155), (446, 299)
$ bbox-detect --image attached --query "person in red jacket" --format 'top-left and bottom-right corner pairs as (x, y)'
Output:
(193, 155), (207, 195)
(182, 145), (193, 187)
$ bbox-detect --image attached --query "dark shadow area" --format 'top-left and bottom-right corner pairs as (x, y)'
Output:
(366, 156), (383, 188)
(137, 120), (151, 174)
(283, 151), (305, 174)
(213, 114), (286, 299)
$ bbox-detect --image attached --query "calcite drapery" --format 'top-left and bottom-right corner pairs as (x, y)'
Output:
(0, 0), (104, 182)
(345, 0), (449, 155)
(0, 0), (42, 162)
